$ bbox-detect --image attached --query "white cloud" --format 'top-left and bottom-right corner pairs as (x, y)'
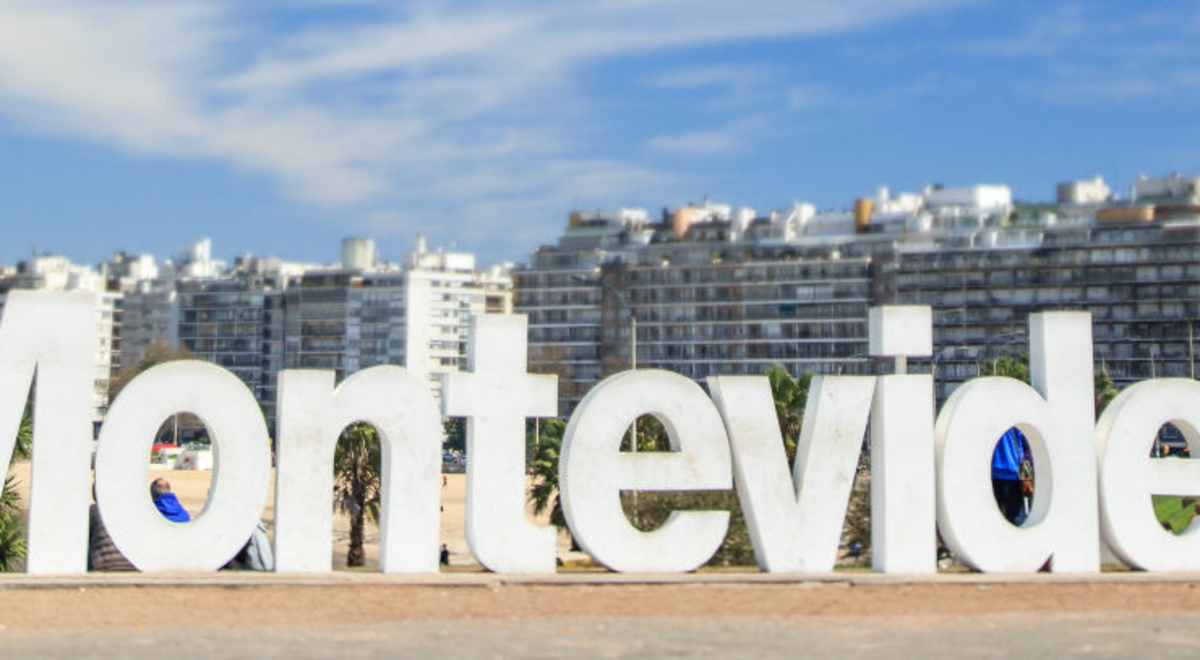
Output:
(787, 84), (834, 110)
(0, 0), (965, 258)
(963, 3), (1086, 57)
(648, 128), (743, 156)
(954, 4), (1200, 106)
(641, 64), (774, 90)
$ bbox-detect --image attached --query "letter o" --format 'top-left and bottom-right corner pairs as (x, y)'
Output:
(95, 361), (272, 571)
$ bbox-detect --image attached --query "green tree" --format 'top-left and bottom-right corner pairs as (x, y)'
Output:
(528, 418), (567, 531)
(1094, 369), (1118, 416)
(765, 364), (811, 462)
(0, 405), (32, 571)
(333, 423), (381, 568)
(443, 417), (466, 454)
(14, 408), (31, 461)
(978, 354), (1031, 382)
(0, 475), (24, 571)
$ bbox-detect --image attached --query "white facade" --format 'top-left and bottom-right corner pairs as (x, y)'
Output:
(0, 257), (119, 424)
(341, 237), (377, 270)
(346, 243), (513, 402)
(1133, 172), (1200, 205)
(923, 184), (1012, 211)
(118, 280), (180, 371)
(165, 238), (224, 279)
(1057, 176), (1112, 206)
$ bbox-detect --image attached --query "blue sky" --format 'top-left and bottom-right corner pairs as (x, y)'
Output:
(0, 1), (1197, 267)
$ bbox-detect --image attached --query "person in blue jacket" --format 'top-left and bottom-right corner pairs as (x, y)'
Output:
(150, 478), (191, 523)
(991, 428), (1031, 525)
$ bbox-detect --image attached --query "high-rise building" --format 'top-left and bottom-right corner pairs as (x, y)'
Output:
(0, 255), (121, 426)
(517, 174), (1200, 412)
(173, 238), (511, 433)
(516, 207), (882, 411)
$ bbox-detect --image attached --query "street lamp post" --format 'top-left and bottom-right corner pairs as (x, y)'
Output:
(1189, 322), (1195, 380)
(981, 330), (1027, 376)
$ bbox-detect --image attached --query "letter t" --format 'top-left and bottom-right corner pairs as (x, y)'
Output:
(443, 314), (558, 573)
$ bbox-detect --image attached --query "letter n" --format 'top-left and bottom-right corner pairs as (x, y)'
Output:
(0, 291), (97, 573)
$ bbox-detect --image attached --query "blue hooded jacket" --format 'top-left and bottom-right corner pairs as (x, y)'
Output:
(991, 428), (1029, 481)
(154, 493), (191, 523)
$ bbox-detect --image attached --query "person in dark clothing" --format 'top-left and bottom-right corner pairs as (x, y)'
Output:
(88, 483), (136, 571)
(150, 478), (190, 523)
(440, 543), (451, 567)
(991, 428), (1031, 525)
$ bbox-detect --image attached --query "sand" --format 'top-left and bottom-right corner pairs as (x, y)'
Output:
(5, 462), (566, 570)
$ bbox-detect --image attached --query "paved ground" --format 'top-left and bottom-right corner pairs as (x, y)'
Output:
(7, 615), (1200, 659)
(2, 579), (1200, 658)
(7, 464), (1200, 656)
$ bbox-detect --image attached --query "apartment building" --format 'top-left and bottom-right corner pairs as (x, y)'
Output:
(171, 238), (511, 433)
(349, 240), (512, 400)
(517, 174), (1200, 411)
(0, 256), (121, 426)
(888, 175), (1200, 401)
(517, 205), (882, 411)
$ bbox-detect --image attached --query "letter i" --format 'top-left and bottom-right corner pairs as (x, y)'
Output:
(868, 307), (937, 574)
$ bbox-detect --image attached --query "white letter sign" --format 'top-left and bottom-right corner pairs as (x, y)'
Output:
(0, 291), (96, 574)
(443, 315), (558, 574)
(709, 375), (873, 572)
(1097, 379), (1200, 571)
(274, 366), (442, 573)
(563, 370), (732, 573)
(936, 312), (1099, 573)
(95, 361), (272, 572)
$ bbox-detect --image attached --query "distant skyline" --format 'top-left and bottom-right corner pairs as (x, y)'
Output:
(0, 1), (1197, 267)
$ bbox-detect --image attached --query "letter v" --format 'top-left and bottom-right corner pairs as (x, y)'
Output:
(708, 375), (874, 573)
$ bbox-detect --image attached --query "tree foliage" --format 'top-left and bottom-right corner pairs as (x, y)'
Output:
(765, 364), (811, 463)
(977, 354), (1031, 383)
(14, 407), (31, 461)
(1094, 369), (1118, 416)
(528, 418), (567, 531)
(0, 475), (24, 571)
(333, 422), (381, 568)
(443, 417), (466, 454)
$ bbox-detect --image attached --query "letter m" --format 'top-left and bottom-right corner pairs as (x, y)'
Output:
(0, 291), (97, 573)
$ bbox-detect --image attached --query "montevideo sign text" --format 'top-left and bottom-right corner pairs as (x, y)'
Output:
(2, 292), (1197, 576)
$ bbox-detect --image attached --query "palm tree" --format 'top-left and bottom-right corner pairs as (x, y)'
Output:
(0, 407), (33, 572)
(14, 408), (31, 460)
(0, 475), (24, 571)
(528, 418), (567, 531)
(978, 354), (1031, 383)
(764, 364), (811, 462)
(1094, 368), (1118, 416)
(333, 423), (381, 568)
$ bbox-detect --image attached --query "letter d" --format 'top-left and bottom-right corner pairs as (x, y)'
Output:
(936, 312), (1098, 573)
